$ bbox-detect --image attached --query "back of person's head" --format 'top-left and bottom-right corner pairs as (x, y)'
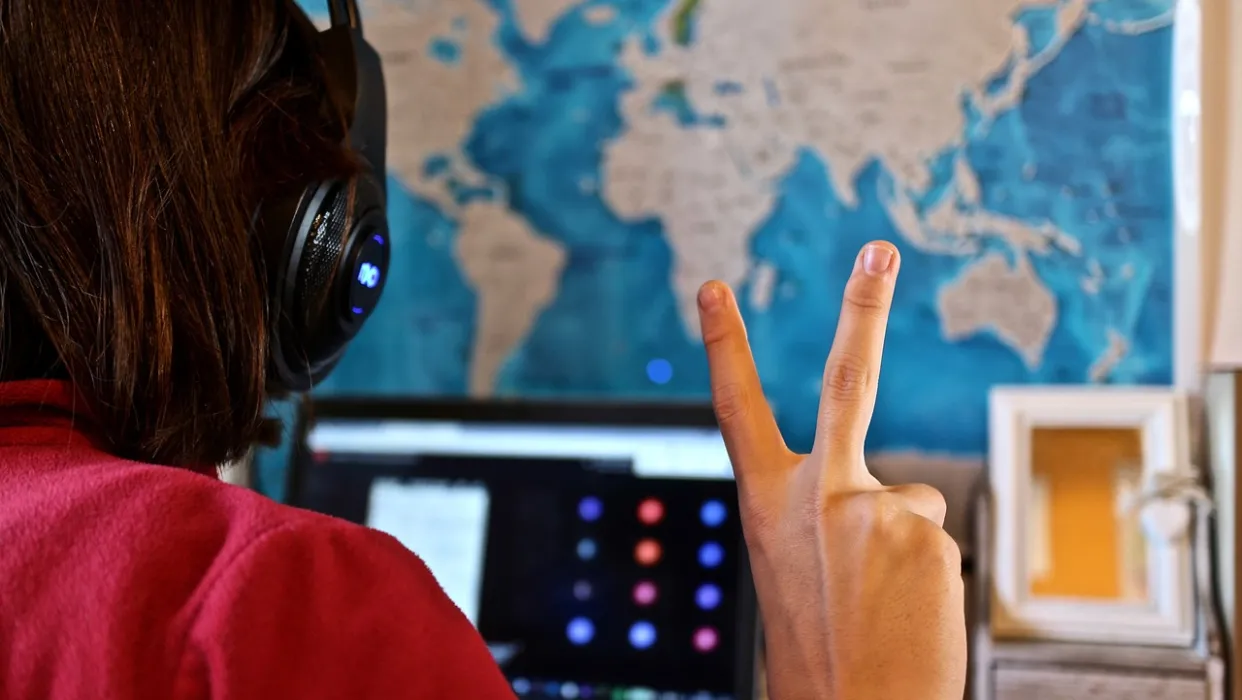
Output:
(0, 0), (357, 467)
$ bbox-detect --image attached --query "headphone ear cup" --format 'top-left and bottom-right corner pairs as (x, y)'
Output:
(293, 183), (353, 360)
(258, 175), (389, 394)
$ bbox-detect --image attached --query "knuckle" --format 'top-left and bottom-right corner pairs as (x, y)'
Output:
(831, 490), (898, 530)
(842, 276), (890, 316)
(701, 319), (732, 349)
(825, 492), (962, 572)
(908, 522), (961, 570)
(871, 492), (909, 530)
(910, 482), (948, 516)
(822, 351), (871, 402)
(711, 381), (751, 426)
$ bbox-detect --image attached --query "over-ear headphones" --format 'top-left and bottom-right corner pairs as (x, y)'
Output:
(255, 0), (390, 393)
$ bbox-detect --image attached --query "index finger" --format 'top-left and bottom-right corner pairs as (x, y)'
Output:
(813, 241), (899, 465)
(697, 281), (789, 477)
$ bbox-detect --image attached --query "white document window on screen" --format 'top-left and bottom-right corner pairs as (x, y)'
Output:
(365, 478), (491, 626)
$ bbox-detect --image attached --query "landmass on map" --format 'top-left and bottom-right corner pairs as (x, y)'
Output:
(361, 0), (570, 396)
(601, 0), (1167, 372)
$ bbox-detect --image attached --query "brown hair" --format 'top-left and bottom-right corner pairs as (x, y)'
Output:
(0, 0), (357, 467)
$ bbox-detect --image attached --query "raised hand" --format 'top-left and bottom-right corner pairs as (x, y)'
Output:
(697, 241), (966, 700)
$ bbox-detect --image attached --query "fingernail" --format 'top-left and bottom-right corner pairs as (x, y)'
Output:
(861, 244), (893, 276)
(698, 282), (724, 311)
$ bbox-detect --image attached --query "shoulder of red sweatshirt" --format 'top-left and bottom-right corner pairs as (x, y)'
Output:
(0, 380), (513, 700)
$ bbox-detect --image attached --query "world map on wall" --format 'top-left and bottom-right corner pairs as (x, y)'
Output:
(291, 0), (1175, 468)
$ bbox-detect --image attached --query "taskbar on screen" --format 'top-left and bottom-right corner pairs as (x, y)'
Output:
(510, 678), (733, 700)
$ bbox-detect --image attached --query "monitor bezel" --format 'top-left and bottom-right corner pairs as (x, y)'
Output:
(298, 395), (722, 427)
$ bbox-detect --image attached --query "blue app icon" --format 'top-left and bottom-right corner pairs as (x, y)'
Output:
(695, 583), (722, 610)
(698, 541), (724, 568)
(567, 617), (595, 646)
(700, 500), (726, 527)
(578, 496), (603, 522)
(628, 621), (657, 650)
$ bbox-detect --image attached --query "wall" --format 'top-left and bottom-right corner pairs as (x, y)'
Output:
(1205, 373), (1235, 689)
(1202, 0), (1236, 684)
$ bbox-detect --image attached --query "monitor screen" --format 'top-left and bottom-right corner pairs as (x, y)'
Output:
(289, 403), (756, 700)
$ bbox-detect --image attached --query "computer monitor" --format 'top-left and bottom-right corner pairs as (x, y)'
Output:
(287, 398), (759, 700)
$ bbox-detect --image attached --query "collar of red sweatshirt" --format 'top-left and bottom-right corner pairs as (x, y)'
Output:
(0, 379), (219, 476)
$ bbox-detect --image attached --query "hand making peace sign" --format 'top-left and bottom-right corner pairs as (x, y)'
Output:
(697, 241), (967, 700)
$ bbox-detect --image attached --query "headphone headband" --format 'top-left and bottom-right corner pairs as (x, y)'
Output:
(316, 1), (387, 182)
(326, 0), (362, 28)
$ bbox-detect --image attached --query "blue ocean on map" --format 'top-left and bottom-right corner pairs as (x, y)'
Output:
(261, 0), (1175, 496)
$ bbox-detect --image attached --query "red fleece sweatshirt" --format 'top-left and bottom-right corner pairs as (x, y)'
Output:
(0, 380), (513, 699)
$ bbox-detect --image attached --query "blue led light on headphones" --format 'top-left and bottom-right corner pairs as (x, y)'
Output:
(346, 229), (388, 319)
(357, 262), (381, 288)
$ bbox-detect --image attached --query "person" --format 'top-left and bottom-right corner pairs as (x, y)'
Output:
(0, 1), (966, 698)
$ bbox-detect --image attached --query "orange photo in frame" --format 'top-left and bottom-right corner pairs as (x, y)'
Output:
(1026, 427), (1147, 601)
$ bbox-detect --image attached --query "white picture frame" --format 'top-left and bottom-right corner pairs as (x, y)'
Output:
(988, 386), (1196, 647)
